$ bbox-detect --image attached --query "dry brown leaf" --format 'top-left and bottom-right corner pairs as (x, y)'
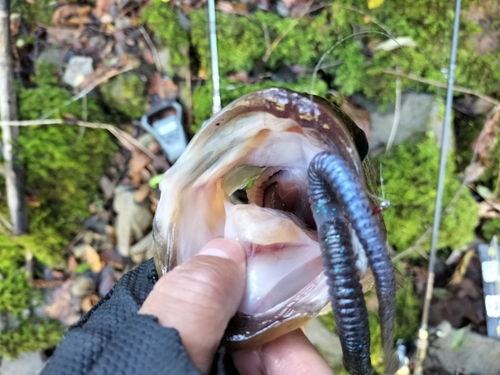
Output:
(85, 245), (103, 272)
(148, 72), (179, 100)
(129, 148), (153, 185)
(226, 71), (249, 83)
(478, 201), (500, 219)
(472, 106), (500, 164)
(341, 100), (371, 139)
(216, 1), (249, 15)
(449, 249), (475, 286)
(93, 0), (114, 21)
(30, 279), (65, 288)
(134, 184), (151, 203)
(10, 14), (21, 36)
(68, 255), (78, 272)
(52, 5), (92, 27)
(45, 27), (82, 44)
(81, 294), (101, 313)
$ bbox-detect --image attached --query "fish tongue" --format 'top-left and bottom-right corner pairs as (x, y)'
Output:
(223, 202), (322, 314)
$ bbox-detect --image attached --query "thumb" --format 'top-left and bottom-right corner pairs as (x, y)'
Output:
(139, 239), (246, 374)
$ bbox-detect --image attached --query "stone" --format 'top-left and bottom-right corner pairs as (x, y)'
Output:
(113, 184), (153, 259)
(0, 352), (46, 375)
(63, 56), (94, 87)
(353, 92), (446, 156)
(37, 46), (66, 66)
(425, 321), (500, 375)
(71, 275), (97, 298)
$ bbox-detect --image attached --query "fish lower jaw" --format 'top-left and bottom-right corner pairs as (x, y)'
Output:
(223, 202), (369, 316)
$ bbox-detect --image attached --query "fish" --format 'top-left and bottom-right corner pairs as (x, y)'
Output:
(152, 88), (397, 375)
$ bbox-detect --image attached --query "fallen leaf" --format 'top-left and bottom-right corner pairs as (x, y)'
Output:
(373, 37), (417, 51)
(68, 255), (78, 271)
(81, 294), (101, 313)
(477, 185), (497, 201)
(472, 107), (500, 165)
(463, 162), (485, 184)
(451, 327), (468, 350)
(85, 245), (103, 272)
(45, 27), (82, 45)
(477, 201), (500, 219)
(148, 72), (179, 100)
(226, 71), (249, 83)
(341, 100), (371, 139)
(217, 1), (249, 15)
(134, 184), (151, 203)
(10, 13), (21, 36)
(52, 5), (92, 27)
(449, 249), (475, 286)
(368, 0), (384, 9)
(99, 247), (123, 268)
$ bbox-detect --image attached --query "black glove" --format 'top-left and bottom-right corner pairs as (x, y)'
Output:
(41, 259), (235, 375)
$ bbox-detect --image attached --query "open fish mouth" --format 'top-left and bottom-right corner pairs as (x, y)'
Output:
(153, 88), (396, 375)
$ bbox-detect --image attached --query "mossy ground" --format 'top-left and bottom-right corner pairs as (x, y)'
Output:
(0, 235), (63, 359)
(376, 133), (479, 253)
(143, 0), (500, 127)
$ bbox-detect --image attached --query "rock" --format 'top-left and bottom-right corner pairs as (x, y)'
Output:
(113, 184), (153, 259)
(63, 56), (94, 87)
(98, 265), (118, 296)
(44, 280), (81, 325)
(353, 93), (445, 156)
(156, 49), (173, 76)
(71, 275), (97, 298)
(0, 352), (46, 375)
(37, 46), (66, 67)
(425, 321), (500, 375)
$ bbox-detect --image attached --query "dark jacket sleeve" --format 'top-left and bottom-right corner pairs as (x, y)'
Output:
(40, 258), (208, 375)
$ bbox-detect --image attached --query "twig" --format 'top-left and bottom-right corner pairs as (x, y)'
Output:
(139, 26), (161, 72)
(0, 211), (13, 230)
(339, 5), (393, 36)
(385, 66), (402, 153)
(40, 66), (134, 120)
(0, 119), (155, 159)
(383, 69), (500, 106)
(263, 0), (314, 62)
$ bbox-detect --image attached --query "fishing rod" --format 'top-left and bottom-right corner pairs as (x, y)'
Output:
(413, 0), (462, 373)
(208, 0), (221, 115)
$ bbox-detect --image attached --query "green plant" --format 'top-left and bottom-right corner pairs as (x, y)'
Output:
(15, 63), (116, 265)
(376, 133), (478, 253)
(0, 235), (63, 358)
(482, 219), (500, 240)
(100, 74), (147, 120)
(141, 2), (190, 68)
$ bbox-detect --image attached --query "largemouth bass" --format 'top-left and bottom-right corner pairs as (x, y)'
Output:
(153, 88), (397, 375)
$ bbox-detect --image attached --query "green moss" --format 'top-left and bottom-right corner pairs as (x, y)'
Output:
(15, 63), (116, 265)
(100, 74), (147, 120)
(11, 0), (54, 28)
(482, 219), (500, 240)
(0, 235), (63, 359)
(376, 133), (478, 253)
(191, 78), (328, 132)
(141, 2), (189, 68)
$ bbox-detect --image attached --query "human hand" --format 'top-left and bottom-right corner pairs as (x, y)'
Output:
(139, 238), (334, 375)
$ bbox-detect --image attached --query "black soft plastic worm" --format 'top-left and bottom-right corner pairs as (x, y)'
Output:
(308, 152), (397, 375)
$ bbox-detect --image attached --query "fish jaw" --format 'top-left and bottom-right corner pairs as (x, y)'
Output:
(153, 88), (378, 350)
